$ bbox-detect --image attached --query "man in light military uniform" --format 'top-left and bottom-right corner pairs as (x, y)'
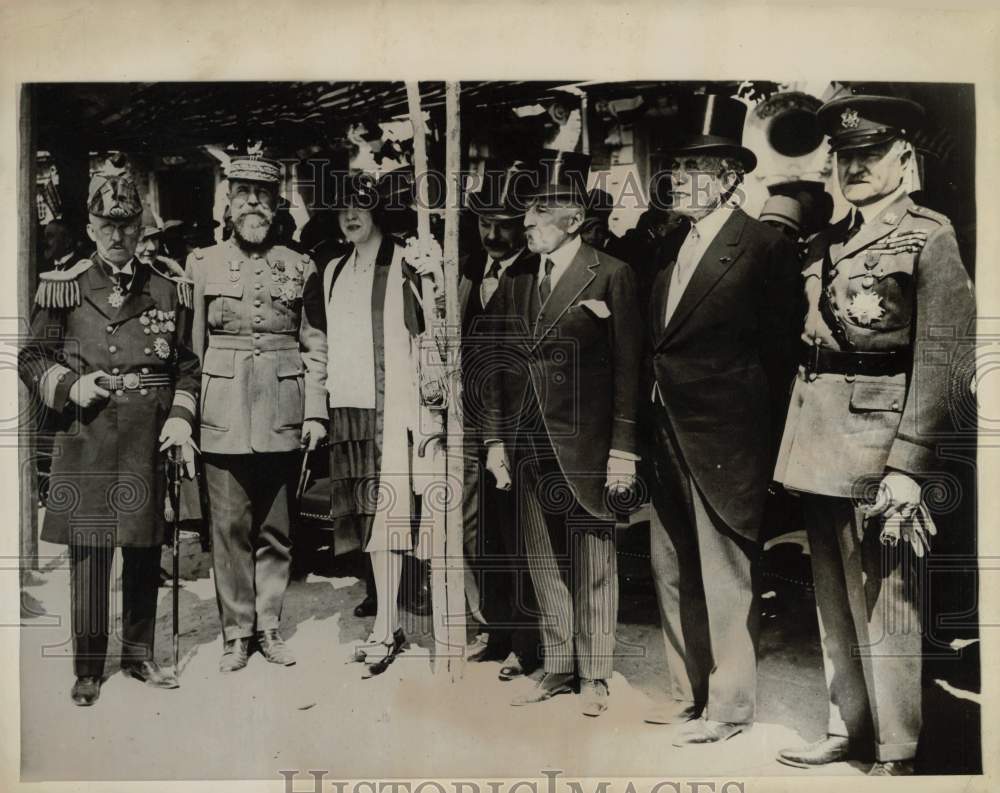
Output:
(187, 150), (327, 672)
(773, 95), (976, 775)
(20, 158), (200, 705)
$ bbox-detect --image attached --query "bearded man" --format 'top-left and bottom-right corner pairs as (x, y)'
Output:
(186, 150), (327, 672)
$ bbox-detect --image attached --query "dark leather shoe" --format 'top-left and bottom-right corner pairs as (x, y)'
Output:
(71, 676), (101, 706)
(673, 718), (747, 746)
(122, 660), (179, 689)
(353, 594), (377, 618)
(257, 629), (296, 666)
(643, 702), (702, 725)
(868, 760), (914, 776)
(510, 672), (575, 706)
(777, 736), (852, 768)
(498, 653), (525, 681)
(219, 637), (250, 672)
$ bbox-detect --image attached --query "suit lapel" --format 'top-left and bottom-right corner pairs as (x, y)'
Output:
(834, 193), (913, 264)
(660, 209), (746, 344)
(531, 243), (598, 349)
(650, 259), (675, 350)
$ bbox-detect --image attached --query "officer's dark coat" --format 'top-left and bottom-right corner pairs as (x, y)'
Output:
(774, 193), (977, 495)
(20, 255), (200, 547)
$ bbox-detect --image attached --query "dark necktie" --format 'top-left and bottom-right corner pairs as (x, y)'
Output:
(481, 258), (502, 308)
(846, 210), (864, 241)
(538, 257), (555, 305)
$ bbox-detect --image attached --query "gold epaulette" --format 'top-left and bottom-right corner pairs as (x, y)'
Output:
(34, 259), (94, 309)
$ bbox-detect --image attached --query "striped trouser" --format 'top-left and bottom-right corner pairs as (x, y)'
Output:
(517, 459), (618, 680)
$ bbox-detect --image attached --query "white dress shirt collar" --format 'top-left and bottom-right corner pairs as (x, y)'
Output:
(486, 247), (523, 276)
(540, 233), (582, 289)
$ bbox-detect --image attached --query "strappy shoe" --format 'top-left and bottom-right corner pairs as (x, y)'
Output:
(362, 628), (406, 678)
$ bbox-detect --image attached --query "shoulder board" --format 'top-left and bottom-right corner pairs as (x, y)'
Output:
(907, 204), (951, 226)
(34, 259), (94, 309)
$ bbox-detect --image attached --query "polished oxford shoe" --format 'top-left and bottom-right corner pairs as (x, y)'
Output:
(867, 760), (914, 776)
(673, 718), (747, 746)
(777, 736), (852, 768)
(257, 629), (296, 666)
(643, 702), (702, 725)
(353, 594), (377, 618)
(580, 678), (609, 717)
(219, 637), (250, 672)
(122, 660), (179, 689)
(71, 676), (101, 706)
(510, 671), (575, 706)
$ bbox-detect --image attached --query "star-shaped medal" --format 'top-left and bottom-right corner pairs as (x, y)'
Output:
(846, 292), (884, 326)
(108, 285), (125, 308)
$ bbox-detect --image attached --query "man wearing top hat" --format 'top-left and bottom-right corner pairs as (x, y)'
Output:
(459, 160), (541, 679)
(773, 94), (976, 775)
(642, 95), (801, 744)
(482, 149), (642, 717)
(186, 149), (328, 672)
(20, 156), (201, 705)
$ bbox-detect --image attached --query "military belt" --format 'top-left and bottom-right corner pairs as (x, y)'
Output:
(97, 372), (173, 392)
(801, 343), (911, 377)
(207, 333), (298, 352)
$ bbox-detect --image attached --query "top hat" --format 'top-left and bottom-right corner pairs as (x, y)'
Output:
(666, 95), (757, 173)
(87, 155), (143, 220)
(468, 159), (535, 218)
(759, 195), (802, 233)
(817, 94), (925, 153)
(524, 149), (592, 204)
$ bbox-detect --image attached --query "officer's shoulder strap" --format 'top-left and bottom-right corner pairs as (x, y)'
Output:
(34, 258), (94, 309)
(907, 204), (951, 227)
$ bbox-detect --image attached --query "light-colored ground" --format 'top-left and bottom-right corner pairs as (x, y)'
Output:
(19, 535), (975, 781)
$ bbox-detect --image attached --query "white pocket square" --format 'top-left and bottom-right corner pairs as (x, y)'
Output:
(578, 299), (611, 319)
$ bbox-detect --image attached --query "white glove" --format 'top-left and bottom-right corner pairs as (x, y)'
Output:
(485, 442), (512, 491)
(68, 370), (110, 408)
(301, 419), (327, 452)
(158, 417), (197, 479)
(863, 471), (937, 557)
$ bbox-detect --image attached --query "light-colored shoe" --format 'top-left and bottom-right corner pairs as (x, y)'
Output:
(580, 678), (609, 717)
(510, 671), (574, 706)
(672, 718), (747, 746)
(867, 760), (914, 776)
(777, 736), (852, 768)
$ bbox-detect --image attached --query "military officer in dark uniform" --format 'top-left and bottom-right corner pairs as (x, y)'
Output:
(186, 150), (327, 673)
(773, 95), (976, 775)
(20, 158), (200, 706)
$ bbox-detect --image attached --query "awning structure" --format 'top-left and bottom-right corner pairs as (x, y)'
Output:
(32, 81), (574, 151)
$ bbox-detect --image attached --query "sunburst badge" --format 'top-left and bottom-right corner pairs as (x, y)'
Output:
(841, 108), (861, 129)
(153, 337), (171, 360)
(846, 291), (884, 326)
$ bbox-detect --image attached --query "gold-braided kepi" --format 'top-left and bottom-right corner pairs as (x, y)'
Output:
(226, 143), (282, 184)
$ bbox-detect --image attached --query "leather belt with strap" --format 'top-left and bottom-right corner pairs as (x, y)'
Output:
(801, 342), (911, 378)
(97, 372), (173, 392)
(207, 333), (298, 352)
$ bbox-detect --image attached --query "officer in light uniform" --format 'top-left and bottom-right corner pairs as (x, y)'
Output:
(186, 150), (327, 672)
(773, 95), (976, 775)
(20, 157), (200, 705)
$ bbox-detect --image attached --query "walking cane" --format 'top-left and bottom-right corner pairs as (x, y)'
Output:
(166, 446), (183, 672)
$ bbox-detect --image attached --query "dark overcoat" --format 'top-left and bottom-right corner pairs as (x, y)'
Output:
(20, 255), (200, 547)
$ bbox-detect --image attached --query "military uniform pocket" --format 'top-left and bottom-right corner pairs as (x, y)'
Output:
(201, 347), (236, 430)
(849, 379), (905, 413)
(275, 349), (305, 430)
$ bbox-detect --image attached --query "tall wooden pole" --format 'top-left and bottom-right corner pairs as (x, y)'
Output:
(405, 81), (466, 679)
(18, 85), (39, 576)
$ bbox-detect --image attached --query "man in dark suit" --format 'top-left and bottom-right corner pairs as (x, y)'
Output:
(459, 160), (541, 680)
(643, 96), (800, 744)
(483, 150), (642, 717)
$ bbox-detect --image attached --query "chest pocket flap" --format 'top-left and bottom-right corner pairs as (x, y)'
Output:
(205, 280), (245, 299)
